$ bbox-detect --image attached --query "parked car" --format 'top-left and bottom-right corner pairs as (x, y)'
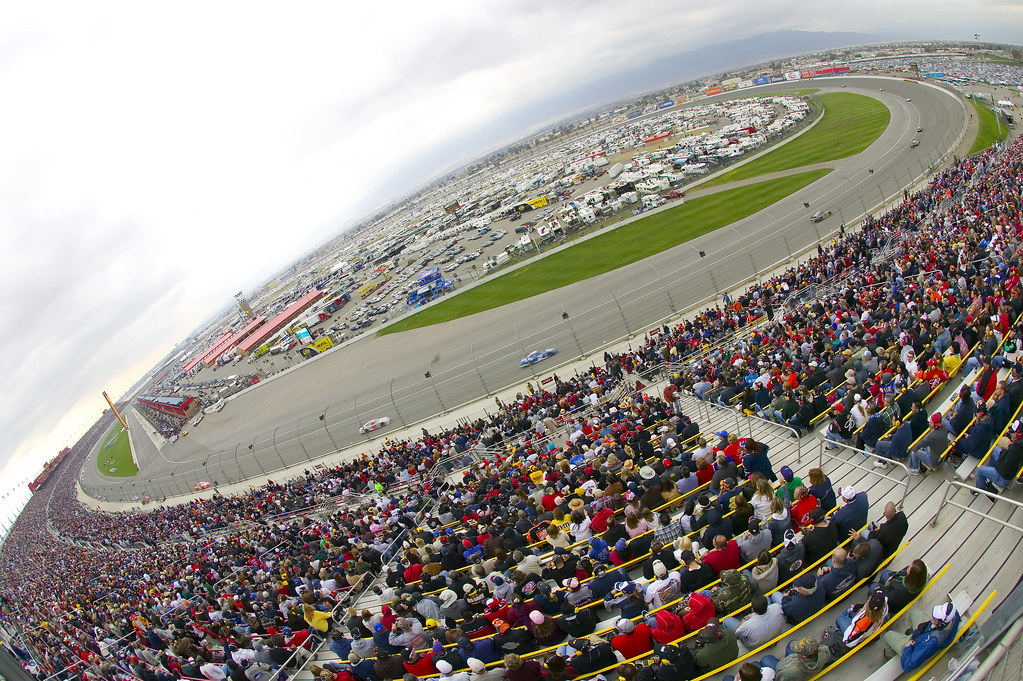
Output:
(359, 416), (392, 434)
(520, 348), (558, 367)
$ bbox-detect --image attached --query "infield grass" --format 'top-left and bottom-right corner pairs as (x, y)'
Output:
(381, 169), (830, 334)
(968, 98), (1010, 155)
(97, 423), (138, 477)
(699, 92), (890, 188)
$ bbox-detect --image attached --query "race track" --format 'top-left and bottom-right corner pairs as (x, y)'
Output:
(81, 76), (969, 501)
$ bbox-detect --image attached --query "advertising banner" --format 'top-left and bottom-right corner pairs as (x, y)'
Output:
(312, 337), (334, 352)
(658, 100), (674, 109)
(613, 114), (626, 123)
(296, 327), (313, 345)
(784, 72), (801, 81)
(738, 80), (754, 89)
(770, 75), (785, 82)
(705, 86), (723, 95)
(627, 109), (643, 119)
(723, 83), (737, 91)
(527, 196), (549, 209)
(800, 69), (816, 79)
(673, 95), (688, 104)
(753, 77), (770, 85)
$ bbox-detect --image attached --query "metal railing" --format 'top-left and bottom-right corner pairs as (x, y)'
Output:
(929, 479), (1023, 533)
(816, 439), (912, 510)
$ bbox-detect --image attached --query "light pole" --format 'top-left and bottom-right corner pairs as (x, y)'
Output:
(469, 343), (491, 395)
(388, 378), (408, 427)
(649, 264), (676, 313)
(425, 358), (447, 412)
(320, 407), (338, 452)
(728, 228), (757, 279)
(514, 323), (539, 381)
(271, 427), (286, 469)
(561, 307), (585, 357)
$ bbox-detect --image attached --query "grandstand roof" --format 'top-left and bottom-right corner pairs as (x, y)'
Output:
(236, 289), (324, 354)
(138, 395), (190, 407)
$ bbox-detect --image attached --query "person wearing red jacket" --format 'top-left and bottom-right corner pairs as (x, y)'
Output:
(702, 536), (741, 575)
(648, 608), (686, 644)
(482, 598), (509, 624)
(589, 505), (615, 534)
(681, 591), (715, 632)
(790, 487), (819, 531)
(610, 618), (653, 660)
(403, 562), (423, 584)
(402, 649), (437, 677)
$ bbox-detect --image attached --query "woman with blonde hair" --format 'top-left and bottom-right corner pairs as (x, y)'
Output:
(545, 523), (571, 550)
(751, 477), (775, 521)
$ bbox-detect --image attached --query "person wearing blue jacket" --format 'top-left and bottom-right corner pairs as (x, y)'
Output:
(771, 572), (826, 625)
(587, 536), (609, 563)
(833, 486), (868, 538)
(742, 440), (777, 482)
(858, 408), (886, 453)
(456, 636), (501, 664)
(956, 405), (994, 459)
(875, 420), (915, 468)
(881, 602), (960, 670)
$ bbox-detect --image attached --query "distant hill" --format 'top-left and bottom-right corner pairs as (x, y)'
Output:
(371, 30), (892, 206)
(542, 29), (883, 118)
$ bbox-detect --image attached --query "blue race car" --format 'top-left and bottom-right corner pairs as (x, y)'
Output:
(520, 348), (558, 367)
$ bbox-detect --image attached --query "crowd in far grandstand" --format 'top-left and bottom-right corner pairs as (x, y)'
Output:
(1, 136), (1022, 681)
(853, 55), (1023, 87)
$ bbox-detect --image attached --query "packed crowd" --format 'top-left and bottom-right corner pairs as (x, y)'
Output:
(2, 136), (1023, 681)
(853, 55), (1023, 87)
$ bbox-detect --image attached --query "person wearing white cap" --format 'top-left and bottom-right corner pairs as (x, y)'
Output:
(466, 657), (502, 681)
(644, 559), (681, 608)
(832, 486), (868, 539)
(882, 601), (960, 669)
(434, 659), (471, 681)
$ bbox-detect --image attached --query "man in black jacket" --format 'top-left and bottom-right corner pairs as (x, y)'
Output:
(975, 421), (1023, 494)
(849, 501), (907, 559)
(566, 638), (616, 676)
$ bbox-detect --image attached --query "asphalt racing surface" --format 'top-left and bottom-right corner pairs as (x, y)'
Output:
(81, 76), (969, 501)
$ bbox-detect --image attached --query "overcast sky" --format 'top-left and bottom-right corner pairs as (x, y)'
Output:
(0, 0), (1019, 518)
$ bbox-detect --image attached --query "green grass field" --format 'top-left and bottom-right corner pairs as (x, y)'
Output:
(381, 169), (830, 334)
(97, 423), (138, 477)
(700, 92), (890, 188)
(968, 99), (1010, 155)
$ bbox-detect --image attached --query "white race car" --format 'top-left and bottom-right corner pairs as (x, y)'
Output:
(360, 416), (392, 434)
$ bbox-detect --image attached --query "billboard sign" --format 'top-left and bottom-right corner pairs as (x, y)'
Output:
(658, 100), (674, 109)
(673, 95), (688, 105)
(705, 86), (723, 95)
(738, 80), (754, 89)
(753, 77), (770, 85)
(626, 109), (643, 119)
(296, 327), (313, 346)
(800, 69), (816, 79)
(770, 75), (785, 82)
(613, 114), (626, 123)
(527, 196), (549, 209)
(784, 72), (801, 81)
